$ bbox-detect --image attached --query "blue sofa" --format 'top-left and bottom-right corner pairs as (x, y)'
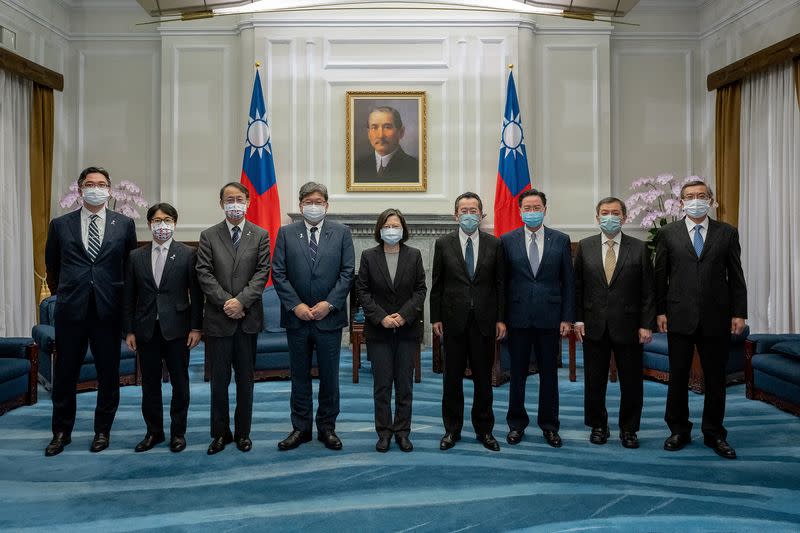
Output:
(642, 327), (750, 393)
(0, 337), (38, 415)
(31, 296), (138, 391)
(203, 286), (317, 382)
(744, 334), (800, 416)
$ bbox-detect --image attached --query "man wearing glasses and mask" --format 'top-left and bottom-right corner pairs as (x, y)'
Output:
(44, 166), (138, 456)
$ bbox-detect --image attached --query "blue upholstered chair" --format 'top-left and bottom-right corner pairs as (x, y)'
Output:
(744, 334), (800, 416)
(203, 285), (317, 382)
(31, 296), (138, 391)
(0, 337), (39, 415)
(642, 326), (750, 393)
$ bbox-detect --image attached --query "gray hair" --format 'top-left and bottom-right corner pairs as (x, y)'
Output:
(680, 179), (713, 199)
(298, 181), (328, 202)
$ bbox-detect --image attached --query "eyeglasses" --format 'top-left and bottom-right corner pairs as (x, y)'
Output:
(83, 182), (110, 189)
(151, 217), (175, 224)
(521, 206), (545, 212)
(683, 194), (710, 201)
(382, 224), (402, 229)
(457, 209), (480, 215)
(301, 201), (326, 207)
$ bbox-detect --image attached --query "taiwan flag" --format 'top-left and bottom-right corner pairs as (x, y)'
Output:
(241, 70), (281, 285)
(494, 71), (531, 237)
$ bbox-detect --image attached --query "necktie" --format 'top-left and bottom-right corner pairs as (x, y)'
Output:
(309, 226), (318, 263)
(231, 226), (241, 249)
(604, 240), (616, 284)
(529, 232), (539, 277)
(87, 214), (101, 261)
(465, 237), (475, 280)
(377, 163), (385, 177)
(693, 225), (704, 257)
(154, 246), (166, 287)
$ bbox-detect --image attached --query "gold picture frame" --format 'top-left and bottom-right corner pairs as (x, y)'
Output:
(346, 91), (427, 192)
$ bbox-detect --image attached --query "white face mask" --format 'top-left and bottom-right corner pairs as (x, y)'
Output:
(151, 221), (174, 242)
(684, 199), (710, 218)
(380, 228), (403, 245)
(82, 187), (110, 206)
(302, 204), (326, 224)
(223, 202), (247, 220)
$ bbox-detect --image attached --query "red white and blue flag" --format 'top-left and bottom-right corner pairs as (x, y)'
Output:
(241, 69), (281, 284)
(494, 71), (531, 237)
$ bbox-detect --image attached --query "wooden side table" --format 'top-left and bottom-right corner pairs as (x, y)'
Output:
(351, 324), (422, 384)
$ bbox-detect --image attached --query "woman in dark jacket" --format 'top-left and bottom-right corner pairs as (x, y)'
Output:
(356, 208), (427, 452)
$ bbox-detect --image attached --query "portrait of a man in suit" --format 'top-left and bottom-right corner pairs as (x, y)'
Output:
(347, 92), (427, 192)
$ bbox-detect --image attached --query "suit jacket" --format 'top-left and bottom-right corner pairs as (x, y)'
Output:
(501, 226), (575, 330)
(355, 243), (427, 342)
(430, 230), (505, 337)
(354, 147), (419, 183)
(195, 220), (270, 337)
(123, 241), (204, 342)
(44, 208), (137, 322)
(654, 217), (747, 337)
(272, 219), (355, 331)
(574, 233), (655, 344)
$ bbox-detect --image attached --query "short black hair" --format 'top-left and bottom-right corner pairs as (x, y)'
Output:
(367, 106), (403, 130)
(680, 180), (713, 199)
(595, 196), (627, 217)
(373, 208), (410, 244)
(454, 192), (483, 213)
(219, 182), (249, 201)
(77, 166), (110, 188)
(147, 202), (179, 223)
(517, 188), (546, 208)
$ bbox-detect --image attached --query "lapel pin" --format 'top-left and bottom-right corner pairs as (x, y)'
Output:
(170, 254), (176, 260)
(110, 219), (116, 225)
(246, 231), (252, 236)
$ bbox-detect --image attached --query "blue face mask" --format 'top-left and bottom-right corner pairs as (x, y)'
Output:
(598, 215), (622, 236)
(458, 213), (480, 234)
(380, 228), (403, 245)
(521, 211), (544, 228)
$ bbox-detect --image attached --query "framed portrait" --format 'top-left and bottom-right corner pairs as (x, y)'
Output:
(346, 91), (427, 192)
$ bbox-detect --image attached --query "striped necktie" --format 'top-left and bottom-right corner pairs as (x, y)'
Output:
(87, 214), (101, 261)
(231, 226), (241, 249)
(604, 240), (616, 284)
(309, 226), (318, 263)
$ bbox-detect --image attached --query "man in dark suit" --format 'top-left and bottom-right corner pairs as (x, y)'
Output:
(44, 166), (138, 456)
(354, 106), (419, 183)
(123, 203), (203, 453)
(431, 192), (505, 452)
(502, 188), (574, 448)
(273, 182), (355, 451)
(574, 197), (654, 449)
(655, 180), (747, 459)
(196, 182), (270, 455)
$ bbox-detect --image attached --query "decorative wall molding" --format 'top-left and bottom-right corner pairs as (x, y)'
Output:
(323, 37), (449, 70)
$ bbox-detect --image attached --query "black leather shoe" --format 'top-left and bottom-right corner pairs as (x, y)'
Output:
(439, 432), (461, 450)
(620, 432), (640, 449)
(170, 435), (186, 453)
(134, 432), (165, 453)
(506, 429), (524, 445)
(278, 429), (312, 451)
(90, 433), (110, 453)
(704, 437), (736, 459)
(45, 432), (71, 457)
(396, 435), (413, 452)
(664, 433), (691, 451)
(318, 430), (343, 450)
(543, 430), (563, 448)
(207, 434), (234, 455)
(376, 435), (391, 453)
(590, 427), (610, 445)
(236, 436), (252, 452)
(477, 434), (500, 451)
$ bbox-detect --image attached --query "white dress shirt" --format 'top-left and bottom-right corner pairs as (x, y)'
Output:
(304, 218), (325, 235)
(80, 205), (106, 249)
(374, 149), (397, 173)
(458, 227), (480, 273)
(685, 216), (709, 242)
(226, 219), (246, 240)
(525, 224), (545, 265)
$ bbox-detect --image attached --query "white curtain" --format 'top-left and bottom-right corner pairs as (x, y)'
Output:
(0, 70), (36, 337)
(739, 61), (800, 334)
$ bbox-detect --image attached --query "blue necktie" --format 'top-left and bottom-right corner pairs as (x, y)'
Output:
(529, 232), (539, 277)
(231, 226), (241, 249)
(309, 226), (318, 264)
(693, 225), (704, 257)
(87, 214), (101, 261)
(465, 237), (474, 280)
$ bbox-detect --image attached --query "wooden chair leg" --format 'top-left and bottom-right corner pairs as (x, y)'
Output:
(609, 352), (618, 382)
(161, 360), (170, 383)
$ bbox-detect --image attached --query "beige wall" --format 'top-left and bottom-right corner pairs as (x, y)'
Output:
(2, 0), (798, 242)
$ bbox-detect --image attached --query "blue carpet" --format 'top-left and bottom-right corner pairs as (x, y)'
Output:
(1, 343), (799, 532)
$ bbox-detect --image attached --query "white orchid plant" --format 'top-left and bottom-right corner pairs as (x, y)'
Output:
(59, 179), (149, 219)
